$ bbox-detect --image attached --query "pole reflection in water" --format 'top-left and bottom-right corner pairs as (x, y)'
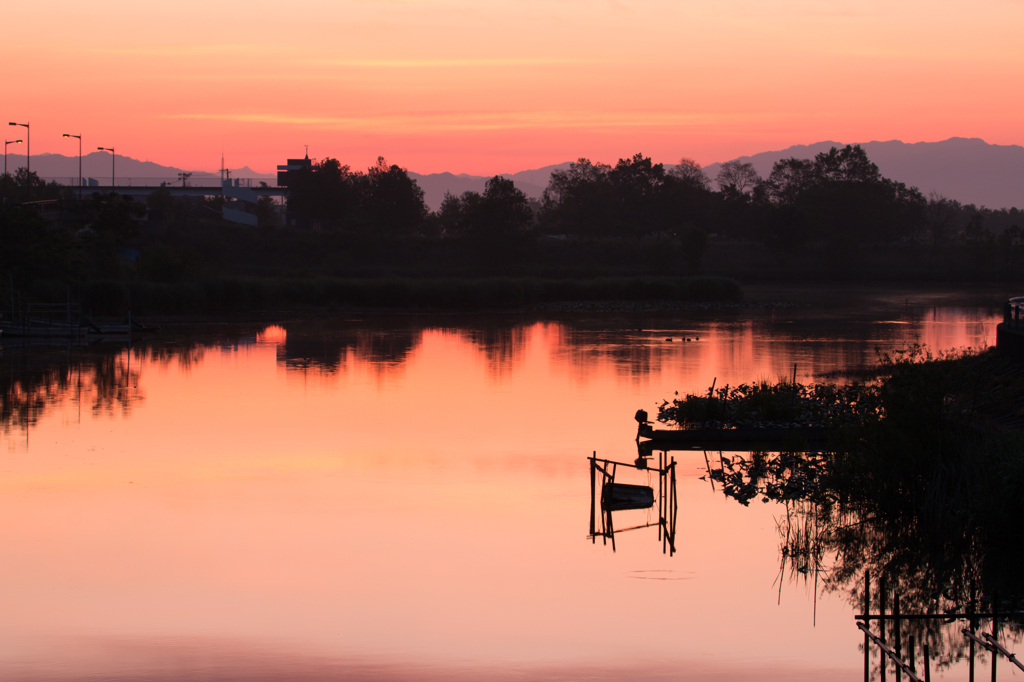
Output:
(699, 448), (1024, 681)
(588, 448), (677, 555)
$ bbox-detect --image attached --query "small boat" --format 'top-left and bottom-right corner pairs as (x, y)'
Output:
(602, 483), (655, 511)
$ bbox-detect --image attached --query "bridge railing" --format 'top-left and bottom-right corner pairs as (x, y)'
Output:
(38, 176), (277, 188)
(1004, 298), (1024, 330)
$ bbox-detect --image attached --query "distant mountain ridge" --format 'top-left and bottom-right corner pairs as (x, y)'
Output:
(408, 163), (571, 211)
(7, 152), (270, 184)
(701, 138), (1024, 210)
(414, 139), (1024, 210)
(11, 138), (1023, 210)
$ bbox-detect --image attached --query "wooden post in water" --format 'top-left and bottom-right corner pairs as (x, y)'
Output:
(589, 453), (596, 542)
(865, 571), (871, 682)
(969, 582), (976, 682)
(670, 457), (677, 555)
(992, 590), (998, 682)
(703, 450), (714, 491)
(703, 377), (716, 429)
(659, 450), (667, 540)
(923, 643), (931, 682)
(880, 576), (887, 682)
(790, 363), (798, 416)
(895, 593), (902, 682)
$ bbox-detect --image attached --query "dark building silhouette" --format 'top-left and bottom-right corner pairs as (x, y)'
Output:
(276, 154), (312, 187)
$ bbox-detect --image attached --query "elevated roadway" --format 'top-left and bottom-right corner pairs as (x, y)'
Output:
(75, 184), (288, 198)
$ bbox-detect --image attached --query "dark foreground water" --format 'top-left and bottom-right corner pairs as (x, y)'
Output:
(0, 289), (1013, 680)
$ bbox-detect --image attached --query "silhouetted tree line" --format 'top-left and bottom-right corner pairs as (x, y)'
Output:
(537, 145), (1024, 251)
(1, 186), (143, 290)
(0, 169), (66, 204)
(286, 156), (428, 234)
(541, 146), (921, 248)
(163, 145), (1023, 260)
(4, 142), (1024, 304)
(283, 145), (1023, 271)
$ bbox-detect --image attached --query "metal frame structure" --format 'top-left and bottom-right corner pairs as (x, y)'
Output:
(588, 450), (677, 555)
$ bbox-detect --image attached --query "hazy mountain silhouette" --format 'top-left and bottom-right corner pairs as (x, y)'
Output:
(7, 152), (271, 183)
(415, 139), (1023, 210)
(408, 163), (570, 211)
(702, 138), (1024, 209)
(11, 138), (1021, 209)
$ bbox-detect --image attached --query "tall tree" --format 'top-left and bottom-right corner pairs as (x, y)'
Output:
(478, 175), (532, 235)
(361, 157), (427, 236)
(668, 157), (711, 190)
(608, 153), (666, 236)
(762, 158), (814, 205)
(540, 158), (615, 236)
(812, 145), (881, 184)
(716, 160), (760, 194)
(285, 157), (359, 229)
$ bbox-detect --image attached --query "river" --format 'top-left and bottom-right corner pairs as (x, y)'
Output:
(0, 289), (1009, 680)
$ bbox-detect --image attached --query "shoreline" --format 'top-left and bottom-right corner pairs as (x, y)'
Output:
(124, 282), (1007, 326)
(5, 279), (1010, 328)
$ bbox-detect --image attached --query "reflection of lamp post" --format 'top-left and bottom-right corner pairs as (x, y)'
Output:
(97, 147), (115, 188)
(4, 139), (22, 177)
(63, 134), (82, 199)
(9, 122), (29, 199)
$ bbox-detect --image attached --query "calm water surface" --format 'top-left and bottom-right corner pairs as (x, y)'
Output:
(0, 293), (1007, 680)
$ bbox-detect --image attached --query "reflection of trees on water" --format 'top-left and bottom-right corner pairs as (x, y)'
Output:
(554, 325), (684, 381)
(146, 342), (209, 372)
(454, 324), (529, 378)
(278, 327), (422, 377)
(276, 321), (531, 379)
(0, 328), (267, 438)
(1, 346), (143, 434)
(709, 452), (1024, 670)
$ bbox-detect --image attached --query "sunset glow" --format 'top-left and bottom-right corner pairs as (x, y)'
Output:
(3, 0), (1022, 174)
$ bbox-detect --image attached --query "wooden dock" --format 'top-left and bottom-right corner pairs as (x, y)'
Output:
(638, 424), (828, 452)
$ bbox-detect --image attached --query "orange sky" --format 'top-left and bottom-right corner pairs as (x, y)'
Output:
(2, 0), (1022, 175)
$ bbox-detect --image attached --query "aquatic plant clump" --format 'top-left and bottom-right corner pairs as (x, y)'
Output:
(710, 451), (832, 506)
(657, 380), (880, 430)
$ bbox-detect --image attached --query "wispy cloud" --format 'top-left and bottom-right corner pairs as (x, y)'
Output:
(86, 44), (255, 56)
(163, 110), (749, 132)
(309, 57), (580, 68)
(83, 46), (580, 70)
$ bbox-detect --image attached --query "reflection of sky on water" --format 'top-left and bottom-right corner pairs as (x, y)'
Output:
(0, 304), (1005, 680)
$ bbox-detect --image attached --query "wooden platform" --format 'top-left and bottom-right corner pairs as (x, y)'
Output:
(638, 424), (828, 452)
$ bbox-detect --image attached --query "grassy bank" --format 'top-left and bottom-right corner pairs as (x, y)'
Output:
(64, 275), (743, 316)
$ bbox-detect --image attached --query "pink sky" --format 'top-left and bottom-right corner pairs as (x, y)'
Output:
(2, 0), (1022, 175)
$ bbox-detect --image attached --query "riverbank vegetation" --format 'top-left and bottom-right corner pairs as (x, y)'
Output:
(661, 346), (1024, 667)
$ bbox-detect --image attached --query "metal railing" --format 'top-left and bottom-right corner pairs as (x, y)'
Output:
(37, 176), (277, 188)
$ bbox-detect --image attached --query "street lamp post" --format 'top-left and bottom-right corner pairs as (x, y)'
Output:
(4, 139), (22, 177)
(97, 147), (115, 189)
(8, 122), (29, 199)
(63, 134), (82, 199)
